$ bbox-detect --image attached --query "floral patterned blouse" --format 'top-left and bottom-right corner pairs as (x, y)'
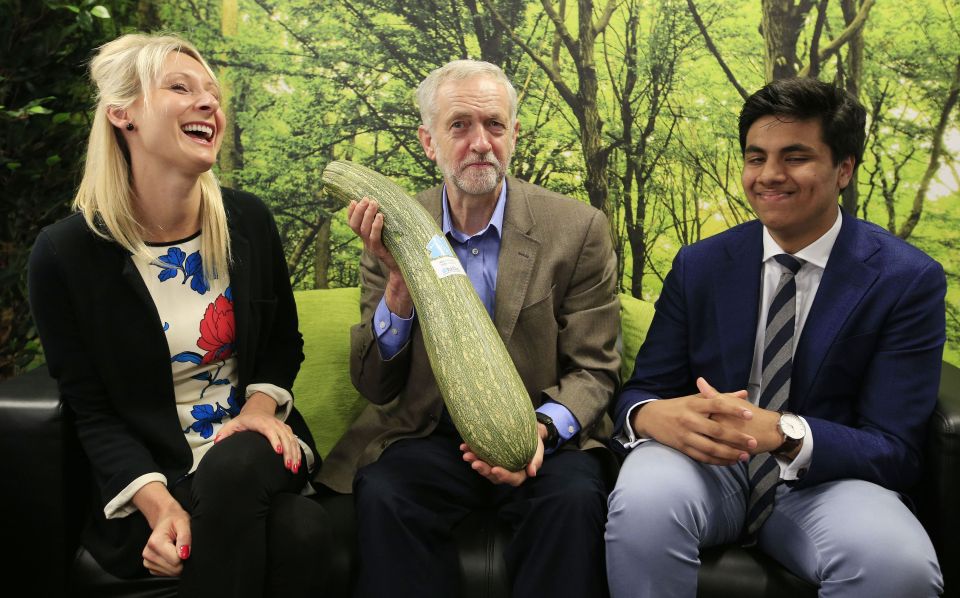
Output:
(135, 231), (240, 471)
(103, 232), (310, 519)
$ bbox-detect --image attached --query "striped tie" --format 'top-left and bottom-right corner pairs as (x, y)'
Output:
(745, 254), (804, 537)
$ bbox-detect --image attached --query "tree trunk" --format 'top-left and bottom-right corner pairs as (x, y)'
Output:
(898, 56), (960, 240)
(618, 1), (679, 297)
(463, 0), (525, 68)
(313, 217), (331, 289)
(481, 0), (615, 216)
(841, 0), (864, 215)
(218, 0), (244, 187)
(575, 0), (609, 215)
(217, 78), (246, 187)
(136, 0), (162, 29)
(761, 0), (815, 81)
(628, 225), (645, 298)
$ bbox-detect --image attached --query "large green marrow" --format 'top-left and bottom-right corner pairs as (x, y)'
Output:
(322, 160), (538, 471)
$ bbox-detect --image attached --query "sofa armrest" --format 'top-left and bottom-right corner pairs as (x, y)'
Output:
(0, 367), (87, 596)
(917, 361), (960, 595)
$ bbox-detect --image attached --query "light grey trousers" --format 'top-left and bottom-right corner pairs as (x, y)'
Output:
(605, 441), (943, 598)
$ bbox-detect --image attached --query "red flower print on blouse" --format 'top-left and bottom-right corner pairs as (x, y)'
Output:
(197, 292), (236, 364)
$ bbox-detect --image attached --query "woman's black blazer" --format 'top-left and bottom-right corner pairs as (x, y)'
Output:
(28, 188), (317, 577)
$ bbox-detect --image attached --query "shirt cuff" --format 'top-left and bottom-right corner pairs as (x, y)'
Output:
(776, 416), (813, 480)
(246, 383), (293, 422)
(614, 399), (658, 450)
(374, 297), (415, 360)
(104, 472), (167, 519)
(536, 401), (580, 454)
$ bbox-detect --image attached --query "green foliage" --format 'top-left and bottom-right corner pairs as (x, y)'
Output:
(4, 0), (959, 375)
(0, 0), (135, 378)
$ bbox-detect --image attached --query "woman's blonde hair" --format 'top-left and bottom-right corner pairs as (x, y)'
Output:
(75, 32), (230, 279)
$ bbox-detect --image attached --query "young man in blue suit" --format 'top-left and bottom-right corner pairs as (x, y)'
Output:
(605, 78), (945, 597)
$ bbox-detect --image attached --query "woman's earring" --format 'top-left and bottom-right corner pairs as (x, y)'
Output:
(126, 122), (135, 131)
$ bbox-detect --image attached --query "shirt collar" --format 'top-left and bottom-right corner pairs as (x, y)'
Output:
(441, 179), (507, 242)
(762, 207), (842, 270)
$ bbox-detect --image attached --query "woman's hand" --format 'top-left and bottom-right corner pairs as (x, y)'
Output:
(142, 503), (191, 576)
(214, 391), (301, 473)
(133, 482), (191, 577)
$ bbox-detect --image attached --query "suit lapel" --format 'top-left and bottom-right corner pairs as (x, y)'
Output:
(713, 223), (764, 388)
(115, 244), (180, 418)
(119, 248), (173, 369)
(121, 252), (161, 320)
(493, 178), (540, 345)
(791, 213), (879, 408)
(424, 185), (443, 225)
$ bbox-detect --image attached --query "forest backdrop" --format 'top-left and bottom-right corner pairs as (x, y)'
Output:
(2, 0), (958, 379)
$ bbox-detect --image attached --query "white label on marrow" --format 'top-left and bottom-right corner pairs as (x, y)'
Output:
(426, 235), (466, 279)
(431, 256), (466, 279)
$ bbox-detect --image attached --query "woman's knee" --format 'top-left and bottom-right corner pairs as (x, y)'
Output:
(194, 431), (285, 496)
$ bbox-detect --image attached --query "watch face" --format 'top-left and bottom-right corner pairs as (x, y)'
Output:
(780, 413), (804, 440)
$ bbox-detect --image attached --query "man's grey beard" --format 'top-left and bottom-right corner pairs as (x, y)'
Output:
(437, 148), (511, 196)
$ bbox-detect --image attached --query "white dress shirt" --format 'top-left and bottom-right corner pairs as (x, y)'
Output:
(749, 208), (842, 478)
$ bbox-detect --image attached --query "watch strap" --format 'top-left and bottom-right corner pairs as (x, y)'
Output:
(536, 412), (559, 451)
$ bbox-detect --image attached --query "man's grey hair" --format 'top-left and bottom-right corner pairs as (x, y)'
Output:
(416, 60), (518, 130)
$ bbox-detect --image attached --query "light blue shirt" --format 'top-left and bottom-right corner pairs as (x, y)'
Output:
(373, 180), (580, 452)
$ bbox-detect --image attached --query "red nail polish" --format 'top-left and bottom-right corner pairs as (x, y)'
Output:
(293, 463), (300, 474)
(286, 459), (292, 469)
(275, 444), (282, 454)
(179, 545), (190, 560)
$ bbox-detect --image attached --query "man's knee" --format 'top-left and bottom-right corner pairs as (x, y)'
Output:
(821, 526), (942, 596)
(353, 460), (419, 518)
(609, 446), (694, 519)
(607, 444), (736, 549)
(867, 545), (943, 597)
(775, 481), (943, 596)
(607, 477), (687, 542)
(546, 470), (607, 517)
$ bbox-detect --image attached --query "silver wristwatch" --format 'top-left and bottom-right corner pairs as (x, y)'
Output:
(772, 411), (805, 457)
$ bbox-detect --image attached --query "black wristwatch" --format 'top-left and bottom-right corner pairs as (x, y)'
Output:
(536, 412), (560, 451)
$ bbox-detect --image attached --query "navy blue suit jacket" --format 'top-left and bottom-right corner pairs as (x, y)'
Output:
(613, 210), (946, 492)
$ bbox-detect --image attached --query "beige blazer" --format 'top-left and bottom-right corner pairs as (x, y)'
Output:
(317, 177), (620, 493)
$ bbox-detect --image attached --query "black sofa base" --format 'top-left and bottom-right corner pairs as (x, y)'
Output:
(3, 364), (958, 597)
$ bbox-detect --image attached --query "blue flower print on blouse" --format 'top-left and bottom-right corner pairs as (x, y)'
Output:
(184, 386), (242, 438)
(154, 246), (209, 294)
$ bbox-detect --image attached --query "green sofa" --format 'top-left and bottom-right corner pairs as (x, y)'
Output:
(2, 287), (957, 597)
